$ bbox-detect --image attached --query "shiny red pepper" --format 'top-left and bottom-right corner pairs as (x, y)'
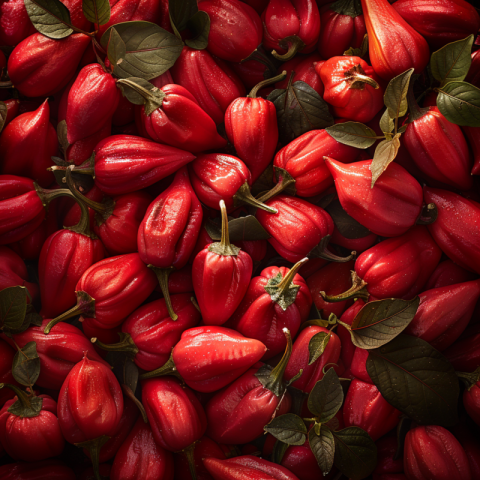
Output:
(425, 259), (477, 290)
(337, 300), (365, 371)
(0, 459), (76, 480)
(326, 158), (423, 237)
(281, 442), (328, 480)
(0, 0), (35, 46)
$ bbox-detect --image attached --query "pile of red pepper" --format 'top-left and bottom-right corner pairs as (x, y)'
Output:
(1, 0), (480, 478)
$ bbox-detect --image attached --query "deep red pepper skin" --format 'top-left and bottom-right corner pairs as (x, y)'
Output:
(0, 339), (19, 408)
(464, 381), (480, 426)
(0, 100), (56, 187)
(138, 167), (203, 270)
(0, 459), (76, 480)
(331, 227), (377, 253)
(393, 0), (480, 50)
(326, 158), (423, 237)
(1, 99), (20, 128)
(61, 185), (103, 230)
(337, 300), (365, 371)
(57, 356), (124, 444)
(0, 0), (35, 46)
(139, 84), (227, 153)
(199, 0), (263, 62)
(172, 326), (267, 392)
(281, 443), (327, 480)
(343, 379), (401, 441)
(142, 377), (207, 451)
(78, 464), (112, 480)
(93, 135), (196, 195)
(230, 53), (275, 90)
(350, 347), (372, 383)
(7, 33), (90, 98)
(424, 187), (480, 274)
(404, 426), (472, 480)
(454, 427), (480, 479)
(461, 127), (480, 176)
(225, 95), (279, 183)
(110, 417), (174, 480)
(171, 47), (246, 124)
(319, 56), (384, 123)
(355, 226), (442, 299)
(256, 195), (334, 263)
(444, 324), (480, 372)
(0, 395), (64, 461)
(273, 129), (359, 197)
(425, 259), (477, 290)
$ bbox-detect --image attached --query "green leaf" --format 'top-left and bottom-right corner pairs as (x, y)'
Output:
(0, 286), (28, 333)
(332, 427), (377, 480)
(0, 101), (7, 134)
(24, 0), (73, 39)
(325, 198), (372, 239)
(101, 21), (184, 81)
(307, 368), (343, 422)
(7, 393), (43, 418)
(379, 108), (394, 134)
(268, 81), (334, 144)
(250, 165), (275, 197)
(431, 35), (474, 87)
(330, 0), (362, 18)
(349, 297), (420, 349)
(185, 11), (210, 50)
(369, 133), (401, 187)
(12, 342), (41, 388)
(227, 216), (271, 242)
(82, 0), (110, 25)
(366, 334), (460, 426)
(107, 27), (127, 70)
(436, 81), (480, 127)
(117, 77), (165, 115)
(271, 440), (289, 465)
(384, 68), (415, 120)
(308, 332), (331, 365)
(325, 121), (377, 149)
(264, 413), (308, 446)
(309, 426), (335, 475)
(169, 0), (198, 33)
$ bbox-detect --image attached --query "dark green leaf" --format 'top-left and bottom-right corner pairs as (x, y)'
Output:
(325, 198), (371, 239)
(307, 368), (343, 422)
(379, 108), (394, 134)
(0, 286), (28, 332)
(12, 342), (41, 387)
(431, 35), (474, 87)
(7, 393), (43, 418)
(25, 305), (43, 327)
(264, 413), (307, 446)
(101, 22), (184, 81)
(350, 297), (420, 349)
(169, 0), (198, 33)
(117, 77), (165, 115)
(268, 81), (334, 144)
(107, 27), (127, 69)
(309, 426), (335, 475)
(82, 0), (110, 25)
(185, 11), (210, 50)
(366, 334), (460, 426)
(250, 165), (275, 197)
(308, 332), (331, 365)
(325, 121), (377, 149)
(333, 427), (377, 480)
(0, 101), (7, 134)
(227, 215), (271, 242)
(271, 440), (289, 465)
(436, 81), (480, 127)
(330, 0), (362, 18)
(24, 0), (73, 40)
(384, 69), (414, 119)
(370, 133), (401, 187)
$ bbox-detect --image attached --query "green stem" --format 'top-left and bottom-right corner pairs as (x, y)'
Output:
(320, 271), (369, 303)
(272, 36), (305, 62)
(182, 443), (198, 480)
(207, 200), (240, 257)
(149, 266), (177, 321)
(91, 332), (139, 356)
(248, 71), (287, 98)
(75, 436), (110, 480)
(344, 64), (379, 90)
(270, 258), (309, 305)
(257, 167), (296, 205)
(268, 329), (293, 394)
(0, 383), (37, 412)
(139, 352), (183, 381)
(233, 181), (278, 213)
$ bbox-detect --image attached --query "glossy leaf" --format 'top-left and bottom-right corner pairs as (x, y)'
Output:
(169, 0), (198, 33)
(185, 11), (210, 50)
(107, 28), (127, 69)
(370, 133), (401, 187)
(24, 0), (73, 39)
(309, 426), (335, 475)
(379, 108), (394, 134)
(436, 81), (480, 127)
(308, 368), (343, 423)
(0, 286), (28, 333)
(325, 121), (377, 149)
(7, 393), (43, 418)
(264, 413), (307, 446)
(25, 304), (43, 328)
(366, 334), (460, 426)
(308, 332), (331, 365)
(117, 77), (165, 115)
(82, 0), (110, 26)
(12, 342), (41, 388)
(325, 198), (371, 239)
(384, 69), (414, 119)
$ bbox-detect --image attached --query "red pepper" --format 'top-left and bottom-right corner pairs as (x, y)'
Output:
(273, 129), (359, 197)
(0, 0), (35, 46)
(230, 52), (276, 89)
(110, 417), (174, 480)
(281, 443), (327, 480)
(361, 0), (429, 81)
(232, 259), (311, 359)
(454, 427), (480, 479)
(7, 33), (90, 97)
(343, 379), (401, 441)
(319, 56), (383, 123)
(466, 50), (480, 90)
(275, 54), (325, 96)
(355, 226), (441, 299)
(337, 300), (365, 371)
(199, 0), (263, 62)
(326, 158), (423, 237)
(463, 376), (480, 427)
(404, 426), (472, 480)
(392, 0), (480, 50)
(0, 338), (19, 409)
(171, 47), (246, 124)
(425, 259), (477, 290)
(424, 187), (480, 274)
(0, 389), (64, 461)
(0, 100), (56, 187)
(350, 347), (372, 383)
(1, 99), (20, 128)
(193, 200), (253, 326)
(0, 459), (76, 480)
(60, 185), (103, 230)
(331, 227), (377, 253)
(113, 96), (135, 127)
(138, 84), (227, 153)
(444, 324), (480, 372)
(461, 127), (480, 176)
(262, 0), (321, 60)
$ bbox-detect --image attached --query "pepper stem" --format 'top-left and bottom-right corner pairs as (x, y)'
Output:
(139, 352), (183, 381)
(272, 36), (305, 62)
(34, 184), (76, 210)
(148, 266), (177, 321)
(121, 384), (149, 423)
(75, 436), (110, 480)
(248, 71), (287, 99)
(320, 271), (369, 303)
(91, 332), (139, 357)
(207, 200), (241, 257)
(344, 64), (379, 90)
(269, 329), (293, 391)
(0, 383), (40, 417)
(233, 181), (278, 213)
(257, 167), (296, 205)
(48, 154), (95, 177)
(44, 291), (95, 334)
(274, 258), (308, 304)
(182, 443), (198, 480)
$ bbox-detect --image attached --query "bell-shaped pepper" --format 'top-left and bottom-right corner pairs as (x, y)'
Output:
(206, 330), (294, 444)
(138, 167), (202, 320)
(7, 33), (90, 97)
(425, 259), (477, 290)
(140, 326), (267, 393)
(344, 379), (401, 441)
(461, 127), (480, 176)
(393, 0), (480, 50)
(171, 47), (246, 124)
(262, 0), (321, 61)
(232, 259), (312, 359)
(0, 459), (76, 479)
(326, 158), (423, 237)
(43, 253), (157, 333)
(403, 106), (472, 191)
(424, 187), (480, 274)
(0, 100), (57, 187)
(360, 0), (429, 81)
(404, 425), (472, 480)
(110, 417), (174, 480)
(0, 389), (64, 462)
(193, 200), (253, 326)
(318, 0), (366, 59)
(404, 279), (480, 351)
(273, 129), (359, 197)
(138, 84), (227, 153)
(199, 0), (263, 62)
(355, 226), (442, 299)
(256, 195), (335, 263)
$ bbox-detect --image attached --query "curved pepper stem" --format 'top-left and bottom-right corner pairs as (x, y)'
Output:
(272, 35), (305, 62)
(48, 154), (95, 177)
(0, 383), (42, 418)
(344, 64), (379, 90)
(91, 332), (139, 357)
(182, 442), (198, 480)
(248, 71), (288, 99)
(208, 200), (241, 257)
(75, 435), (110, 480)
(148, 266), (178, 321)
(35, 184), (76, 210)
(233, 181), (278, 214)
(139, 352), (183, 382)
(320, 271), (369, 303)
